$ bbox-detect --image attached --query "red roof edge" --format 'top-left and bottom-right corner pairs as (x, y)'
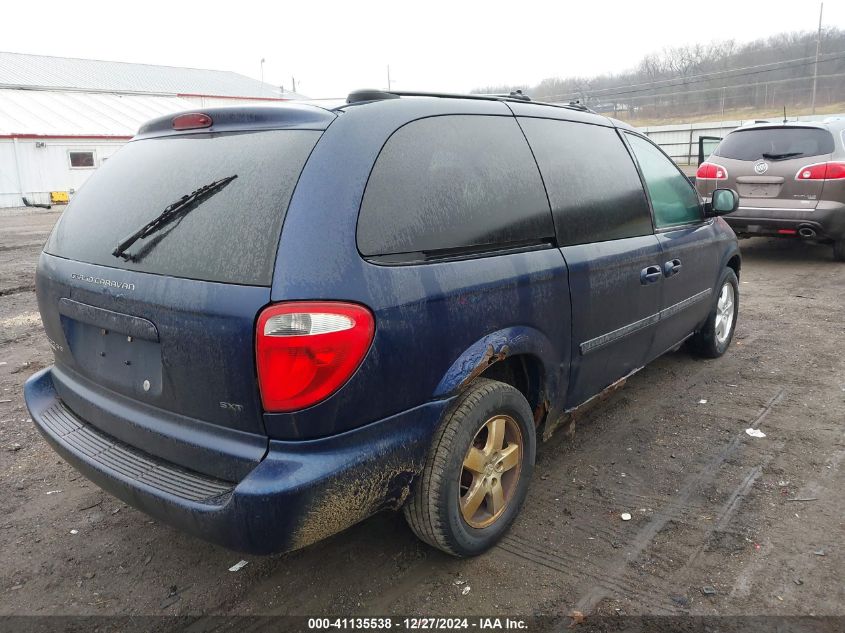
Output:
(177, 92), (291, 102)
(0, 133), (134, 140)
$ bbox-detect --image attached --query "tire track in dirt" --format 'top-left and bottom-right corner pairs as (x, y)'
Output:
(566, 388), (785, 618)
(0, 285), (36, 298)
(498, 537), (666, 609)
(0, 243), (43, 253)
(503, 458), (774, 616)
(651, 453), (777, 590)
(727, 431), (845, 604)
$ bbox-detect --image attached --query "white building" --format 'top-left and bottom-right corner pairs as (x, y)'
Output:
(0, 52), (305, 208)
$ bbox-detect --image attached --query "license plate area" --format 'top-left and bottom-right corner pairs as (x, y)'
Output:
(58, 299), (162, 397)
(737, 183), (782, 198)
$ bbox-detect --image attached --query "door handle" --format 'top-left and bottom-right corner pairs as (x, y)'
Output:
(664, 259), (683, 277)
(640, 265), (662, 285)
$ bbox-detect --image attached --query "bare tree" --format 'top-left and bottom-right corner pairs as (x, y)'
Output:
(472, 28), (845, 121)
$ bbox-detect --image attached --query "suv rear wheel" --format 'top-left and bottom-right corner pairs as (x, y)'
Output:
(834, 240), (845, 262)
(689, 268), (739, 358)
(404, 378), (535, 557)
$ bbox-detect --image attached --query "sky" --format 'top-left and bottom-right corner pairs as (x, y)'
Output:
(2, 0), (843, 98)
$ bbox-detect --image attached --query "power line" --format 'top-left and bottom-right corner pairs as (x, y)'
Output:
(606, 77), (845, 113)
(599, 52), (841, 95)
(593, 70), (845, 104)
(542, 50), (845, 101)
(541, 50), (845, 102)
(545, 53), (845, 102)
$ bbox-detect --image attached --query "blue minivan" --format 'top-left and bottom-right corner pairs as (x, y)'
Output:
(25, 91), (741, 556)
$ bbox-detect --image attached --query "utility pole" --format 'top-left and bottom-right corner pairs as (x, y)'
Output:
(811, 2), (824, 115)
(291, 76), (297, 94)
(260, 58), (265, 84)
(387, 65), (392, 91)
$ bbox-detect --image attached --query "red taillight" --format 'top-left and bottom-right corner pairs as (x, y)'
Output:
(696, 162), (728, 180)
(255, 302), (375, 412)
(778, 229), (798, 235)
(172, 112), (213, 130)
(795, 162), (845, 180)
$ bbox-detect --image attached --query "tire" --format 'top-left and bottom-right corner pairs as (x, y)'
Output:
(689, 268), (739, 359)
(834, 240), (845, 262)
(403, 378), (536, 557)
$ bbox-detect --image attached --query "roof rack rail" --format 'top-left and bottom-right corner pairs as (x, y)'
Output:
(478, 89), (531, 102)
(347, 89), (533, 104)
(388, 90), (531, 103)
(564, 99), (592, 112)
(344, 89), (598, 114)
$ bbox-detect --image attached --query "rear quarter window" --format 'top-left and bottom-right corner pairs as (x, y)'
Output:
(518, 118), (653, 246)
(715, 127), (835, 161)
(45, 130), (321, 285)
(356, 115), (553, 259)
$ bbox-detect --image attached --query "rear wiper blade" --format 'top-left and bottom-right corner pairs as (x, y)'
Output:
(112, 175), (237, 260)
(761, 152), (802, 160)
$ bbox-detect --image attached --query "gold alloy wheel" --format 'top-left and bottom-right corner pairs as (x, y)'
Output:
(459, 414), (523, 529)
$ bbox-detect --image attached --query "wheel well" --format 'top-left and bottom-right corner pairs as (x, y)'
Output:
(727, 254), (741, 279)
(476, 354), (547, 426)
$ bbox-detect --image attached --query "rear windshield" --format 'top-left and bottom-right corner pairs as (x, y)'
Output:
(45, 130), (321, 286)
(714, 127), (834, 161)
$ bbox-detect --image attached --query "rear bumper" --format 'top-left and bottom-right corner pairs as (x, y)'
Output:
(724, 200), (845, 240)
(25, 367), (449, 554)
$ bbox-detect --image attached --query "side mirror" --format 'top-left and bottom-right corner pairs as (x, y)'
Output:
(706, 188), (739, 216)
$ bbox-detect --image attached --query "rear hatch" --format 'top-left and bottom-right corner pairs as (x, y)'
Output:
(37, 106), (332, 467)
(698, 126), (835, 209)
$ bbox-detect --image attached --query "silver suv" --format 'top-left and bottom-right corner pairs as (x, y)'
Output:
(695, 119), (845, 261)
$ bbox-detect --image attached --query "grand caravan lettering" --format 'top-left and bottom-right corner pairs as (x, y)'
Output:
(71, 273), (135, 291)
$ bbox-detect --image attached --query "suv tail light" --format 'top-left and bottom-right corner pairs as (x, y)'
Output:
(256, 302), (375, 412)
(696, 162), (728, 180)
(795, 162), (845, 180)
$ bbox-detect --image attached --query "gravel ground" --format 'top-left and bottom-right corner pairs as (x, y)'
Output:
(0, 210), (842, 625)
